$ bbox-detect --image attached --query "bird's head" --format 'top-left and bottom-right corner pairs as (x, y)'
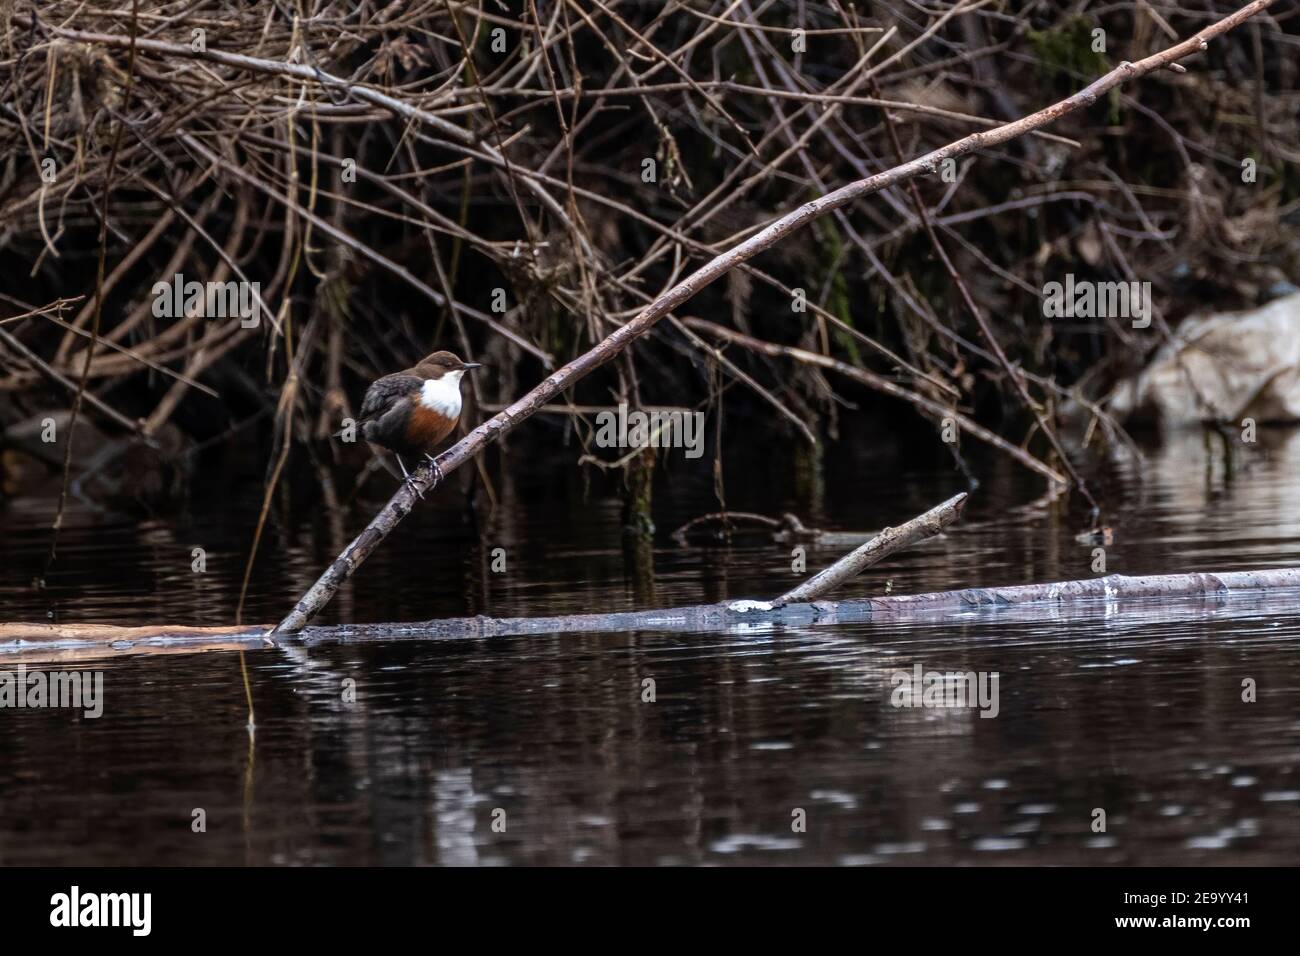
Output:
(414, 350), (482, 384)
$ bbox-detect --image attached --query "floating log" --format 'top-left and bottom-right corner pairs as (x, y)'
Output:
(2, 568), (1299, 663)
(0, 623), (264, 664)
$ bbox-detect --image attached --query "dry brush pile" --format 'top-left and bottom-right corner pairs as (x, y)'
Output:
(0, 0), (1296, 516)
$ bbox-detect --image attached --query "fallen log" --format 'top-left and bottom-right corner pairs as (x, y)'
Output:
(2, 568), (1298, 663)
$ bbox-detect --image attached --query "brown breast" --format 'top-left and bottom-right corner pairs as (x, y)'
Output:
(405, 401), (457, 451)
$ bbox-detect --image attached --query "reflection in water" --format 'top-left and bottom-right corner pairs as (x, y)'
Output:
(1, 425), (1299, 864)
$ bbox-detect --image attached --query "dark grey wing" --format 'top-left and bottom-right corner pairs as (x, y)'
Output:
(359, 372), (421, 424)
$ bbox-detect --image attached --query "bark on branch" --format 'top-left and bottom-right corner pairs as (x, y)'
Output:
(270, 0), (1276, 635)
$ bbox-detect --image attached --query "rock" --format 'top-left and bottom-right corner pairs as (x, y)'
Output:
(1108, 292), (1300, 427)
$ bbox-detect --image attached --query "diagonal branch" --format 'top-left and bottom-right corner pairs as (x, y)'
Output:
(773, 492), (967, 605)
(272, 0), (1276, 635)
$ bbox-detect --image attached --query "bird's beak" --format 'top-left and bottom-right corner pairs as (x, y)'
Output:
(463, 363), (482, 370)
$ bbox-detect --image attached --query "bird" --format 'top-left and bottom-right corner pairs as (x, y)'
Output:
(357, 350), (481, 496)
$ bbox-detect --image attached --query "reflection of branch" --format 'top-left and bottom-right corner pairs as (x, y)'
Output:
(273, 0), (1278, 635)
(671, 510), (922, 549)
(671, 511), (784, 544)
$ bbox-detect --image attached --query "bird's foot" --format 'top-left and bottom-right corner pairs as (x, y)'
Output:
(404, 473), (425, 500)
(424, 454), (444, 486)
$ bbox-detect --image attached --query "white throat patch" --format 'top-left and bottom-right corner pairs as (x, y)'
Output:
(418, 371), (463, 417)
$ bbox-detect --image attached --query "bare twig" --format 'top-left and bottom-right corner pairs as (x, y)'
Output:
(773, 492), (967, 605)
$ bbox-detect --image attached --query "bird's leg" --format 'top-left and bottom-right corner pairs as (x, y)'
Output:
(424, 453), (444, 486)
(396, 454), (424, 500)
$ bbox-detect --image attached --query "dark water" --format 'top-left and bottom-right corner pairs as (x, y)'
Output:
(2, 424), (1299, 865)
